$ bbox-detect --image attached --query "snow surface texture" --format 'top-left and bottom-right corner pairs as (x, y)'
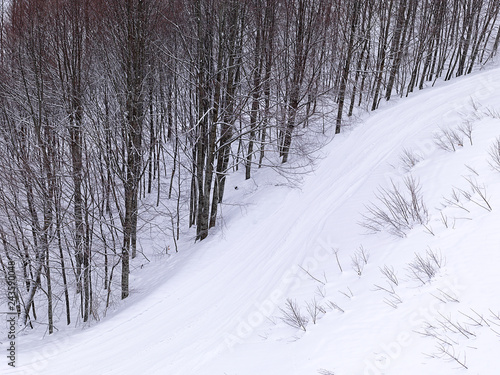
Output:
(4, 67), (500, 375)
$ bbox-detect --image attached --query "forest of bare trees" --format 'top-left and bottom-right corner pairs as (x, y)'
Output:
(0, 0), (498, 333)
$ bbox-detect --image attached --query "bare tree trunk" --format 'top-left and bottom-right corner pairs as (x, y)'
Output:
(246, 8), (263, 180)
(384, 0), (408, 101)
(336, 0), (361, 133)
(371, 0), (394, 111)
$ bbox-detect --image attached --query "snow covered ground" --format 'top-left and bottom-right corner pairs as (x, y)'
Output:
(5, 66), (500, 375)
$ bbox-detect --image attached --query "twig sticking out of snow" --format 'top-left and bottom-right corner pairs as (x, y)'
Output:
(279, 299), (308, 331)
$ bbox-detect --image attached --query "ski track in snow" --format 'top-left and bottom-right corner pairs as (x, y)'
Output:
(5, 66), (500, 375)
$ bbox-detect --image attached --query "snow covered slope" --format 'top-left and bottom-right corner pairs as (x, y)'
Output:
(6, 66), (500, 375)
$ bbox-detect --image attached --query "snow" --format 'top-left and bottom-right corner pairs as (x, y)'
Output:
(4, 66), (500, 375)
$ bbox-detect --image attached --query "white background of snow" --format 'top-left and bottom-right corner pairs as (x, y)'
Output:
(3, 65), (500, 375)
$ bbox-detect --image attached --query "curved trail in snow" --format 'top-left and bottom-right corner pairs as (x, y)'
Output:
(11, 67), (500, 375)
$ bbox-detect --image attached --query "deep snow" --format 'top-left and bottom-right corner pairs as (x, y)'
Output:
(4, 66), (500, 375)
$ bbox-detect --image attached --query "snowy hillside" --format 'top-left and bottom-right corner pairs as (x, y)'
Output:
(6, 66), (500, 375)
